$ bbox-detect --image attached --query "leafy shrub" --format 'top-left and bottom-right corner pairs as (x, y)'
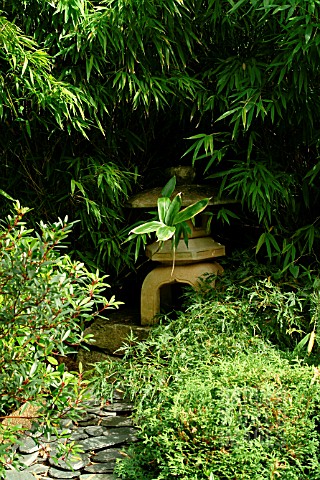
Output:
(92, 258), (320, 479)
(0, 201), (120, 473)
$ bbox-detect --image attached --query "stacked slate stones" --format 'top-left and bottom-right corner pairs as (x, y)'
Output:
(5, 393), (137, 480)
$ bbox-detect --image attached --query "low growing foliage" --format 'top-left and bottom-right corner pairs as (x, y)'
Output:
(0, 201), (120, 474)
(92, 257), (320, 479)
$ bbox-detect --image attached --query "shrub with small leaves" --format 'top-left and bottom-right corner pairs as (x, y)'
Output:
(0, 201), (120, 474)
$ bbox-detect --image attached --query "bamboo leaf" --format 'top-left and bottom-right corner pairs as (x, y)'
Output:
(164, 193), (182, 226)
(173, 199), (210, 225)
(130, 221), (164, 235)
(158, 197), (171, 223)
(156, 225), (175, 241)
(161, 176), (176, 197)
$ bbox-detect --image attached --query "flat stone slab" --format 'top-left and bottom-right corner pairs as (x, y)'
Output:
(4, 472), (35, 480)
(85, 426), (109, 436)
(18, 437), (39, 454)
(79, 435), (127, 452)
(5, 394), (138, 480)
(93, 448), (124, 463)
(26, 463), (49, 475)
(84, 462), (114, 473)
(16, 451), (39, 467)
(48, 466), (80, 478)
(102, 402), (134, 413)
(80, 475), (120, 480)
(100, 416), (133, 427)
(48, 453), (90, 470)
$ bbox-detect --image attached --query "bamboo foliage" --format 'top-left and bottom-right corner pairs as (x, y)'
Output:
(1, 0), (320, 276)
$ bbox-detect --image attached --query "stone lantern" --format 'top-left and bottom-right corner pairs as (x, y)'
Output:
(126, 169), (236, 325)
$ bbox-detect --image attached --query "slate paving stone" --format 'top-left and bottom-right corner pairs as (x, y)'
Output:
(16, 451), (40, 468)
(48, 466), (80, 478)
(92, 448), (124, 463)
(80, 475), (120, 480)
(79, 435), (125, 452)
(103, 427), (137, 443)
(77, 415), (101, 427)
(84, 462), (114, 473)
(4, 472), (35, 480)
(48, 453), (90, 470)
(100, 416), (133, 428)
(18, 436), (39, 454)
(69, 429), (89, 441)
(26, 463), (50, 475)
(84, 426), (109, 437)
(5, 395), (137, 480)
(102, 403), (134, 413)
(95, 411), (117, 418)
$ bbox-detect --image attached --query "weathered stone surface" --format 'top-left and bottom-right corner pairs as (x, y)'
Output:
(48, 453), (90, 470)
(100, 416), (133, 428)
(18, 436), (39, 454)
(93, 448), (124, 463)
(16, 451), (39, 467)
(79, 434), (127, 452)
(77, 414), (101, 427)
(59, 419), (74, 429)
(103, 427), (135, 443)
(69, 427), (89, 441)
(141, 262), (223, 326)
(102, 403), (134, 413)
(5, 393), (137, 480)
(4, 471), (35, 480)
(48, 466), (80, 478)
(126, 184), (237, 208)
(77, 349), (111, 372)
(82, 319), (150, 354)
(80, 475), (119, 480)
(90, 408), (116, 418)
(84, 462), (114, 473)
(26, 463), (49, 475)
(85, 425), (109, 436)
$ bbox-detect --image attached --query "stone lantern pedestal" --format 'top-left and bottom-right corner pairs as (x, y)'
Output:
(140, 218), (225, 325)
(127, 177), (236, 326)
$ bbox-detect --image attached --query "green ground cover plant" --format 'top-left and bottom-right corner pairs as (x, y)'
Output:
(92, 255), (320, 479)
(0, 199), (120, 474)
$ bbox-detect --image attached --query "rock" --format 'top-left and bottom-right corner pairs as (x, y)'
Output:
(68, 428), (89, 441)
(84, 462), (114, 473)
(100, 416), (133, 428)
(102, 403), (134, 413)
(80, 475), (120, 480)
(48, 453), (90, 470)
(103, 427), (136, 444)
(77, 414), (101, 427)
(82, 319), (150, 355)
(79, 435), (127, 452)
(26, 463), (49, 475)
(4, 471), (35, 480)
(77, 349), (113, 373)
(16, 451), (39, 468)
(93, 448), (124, 463)
(18, 437), (39, 454)
(48, 466), (80, 478)
(85, 426), (109, 436)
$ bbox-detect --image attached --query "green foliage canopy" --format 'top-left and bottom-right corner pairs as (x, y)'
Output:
(1, 0), (320, 275)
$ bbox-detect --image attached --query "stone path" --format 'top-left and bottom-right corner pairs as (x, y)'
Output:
(4, 393), (137, 480)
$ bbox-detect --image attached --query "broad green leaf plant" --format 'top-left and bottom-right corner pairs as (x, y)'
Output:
(129, 176), (210, 265)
